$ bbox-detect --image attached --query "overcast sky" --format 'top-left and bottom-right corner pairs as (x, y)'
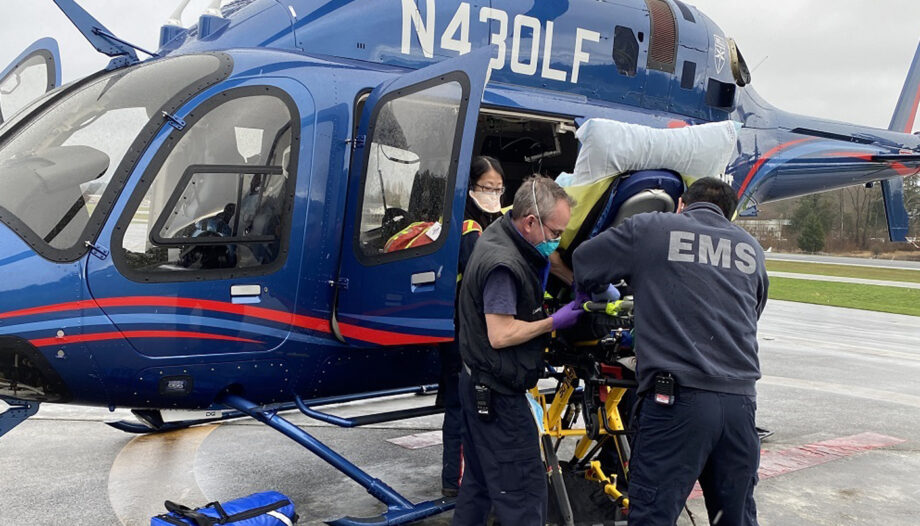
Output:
(1, 0), (919, 131)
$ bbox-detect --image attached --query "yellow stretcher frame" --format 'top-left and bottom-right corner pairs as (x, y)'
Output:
(530, 364), (631, 513)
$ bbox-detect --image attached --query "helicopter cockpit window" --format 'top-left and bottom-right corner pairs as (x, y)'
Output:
(357, 81), (462, 258)
(120, 92), (295, 275)
(0, 54), (224, 255)
(0, 51), (54, 124)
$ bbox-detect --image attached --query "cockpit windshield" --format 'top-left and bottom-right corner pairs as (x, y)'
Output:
(0, 54), (225, 256)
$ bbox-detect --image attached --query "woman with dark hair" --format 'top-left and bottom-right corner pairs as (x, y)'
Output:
(439, 155), (505, 497)
(459, 155), (506, 266)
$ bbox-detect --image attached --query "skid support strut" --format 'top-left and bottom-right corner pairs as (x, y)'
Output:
(220, 393), (454, 526)
(0, 398), (40, 438)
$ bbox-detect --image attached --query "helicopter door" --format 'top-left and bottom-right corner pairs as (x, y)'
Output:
(0, 38), (61, 125)
(333, 47), (493, 346)
(87, 79), (309, 358)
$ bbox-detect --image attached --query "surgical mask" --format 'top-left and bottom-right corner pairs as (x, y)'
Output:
(535, 237), (560, 258)
(531, 181), (561, 258)
(469, 190), (502, 214)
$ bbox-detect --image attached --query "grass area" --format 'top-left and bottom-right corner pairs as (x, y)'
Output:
(769, 277), (920, 317)
(765, 259), (920, 284)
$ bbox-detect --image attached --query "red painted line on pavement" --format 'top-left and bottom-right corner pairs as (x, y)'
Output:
(689, 432), (905, 499)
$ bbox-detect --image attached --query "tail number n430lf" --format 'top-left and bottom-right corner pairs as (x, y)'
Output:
(401, 0), (601, 84)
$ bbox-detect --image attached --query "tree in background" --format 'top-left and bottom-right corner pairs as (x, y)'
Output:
(843, 184), (886, 248)
(789, 194), (834, 251)
(797, 212), (826, 252)
(790, 194), (834, 233)
(753, 179), (920, 256)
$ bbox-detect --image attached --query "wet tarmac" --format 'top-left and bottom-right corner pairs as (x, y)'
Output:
(2, 300), (920, 525)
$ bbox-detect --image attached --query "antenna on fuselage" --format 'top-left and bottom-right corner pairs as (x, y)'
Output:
(160, 0), (192, 48)
(750, 55), (769, 74)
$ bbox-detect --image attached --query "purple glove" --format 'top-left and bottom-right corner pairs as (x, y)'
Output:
(551, 292), (588, 331)
(591, 283), (621, 302)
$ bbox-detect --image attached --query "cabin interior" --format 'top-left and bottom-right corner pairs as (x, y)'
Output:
(473, 109), (578, 203)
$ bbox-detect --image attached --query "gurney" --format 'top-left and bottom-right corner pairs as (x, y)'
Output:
(556, 117), (741, 264)
(534, 118), (741, 525)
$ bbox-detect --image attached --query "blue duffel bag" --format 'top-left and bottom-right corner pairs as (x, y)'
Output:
(151, 491), (298, 526)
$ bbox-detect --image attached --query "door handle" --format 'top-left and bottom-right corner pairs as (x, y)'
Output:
(411, 271), (437, 291)
(231, 284), (262, 304)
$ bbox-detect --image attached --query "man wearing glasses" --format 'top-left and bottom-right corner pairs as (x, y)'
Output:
(453, 175), (585, 525)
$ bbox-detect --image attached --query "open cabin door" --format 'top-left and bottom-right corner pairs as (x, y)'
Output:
(333, 47), (493, 346)
(0, 38), (61, 125)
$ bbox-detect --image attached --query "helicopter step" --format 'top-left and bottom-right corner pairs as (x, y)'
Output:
(0, 398), (40, 438)
(220, 393), (454, 526)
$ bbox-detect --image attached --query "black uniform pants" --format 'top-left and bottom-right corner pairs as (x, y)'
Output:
(628, 387), (759, 526)
(452, 370), (547, 526)
(438, 340), (463, 492)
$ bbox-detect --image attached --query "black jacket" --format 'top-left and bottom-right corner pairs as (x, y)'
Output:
(458, 214), (549, 394)
(573, 202), (769, 396)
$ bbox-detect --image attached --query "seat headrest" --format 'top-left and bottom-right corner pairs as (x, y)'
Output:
(611, 189), (675, 227)
(408, 170), (445, 222)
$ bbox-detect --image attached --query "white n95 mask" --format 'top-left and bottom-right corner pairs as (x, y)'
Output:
(470, 190), (502, 213)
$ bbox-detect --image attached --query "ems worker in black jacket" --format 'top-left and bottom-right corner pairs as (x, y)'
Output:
(453, 175), (585, 526)
(573, 178), (769, 526)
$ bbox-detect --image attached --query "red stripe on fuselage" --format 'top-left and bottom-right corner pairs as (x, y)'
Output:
(0, 296), (327, 329)
(29, 330), (261, 347)
(823, 151), (918, 177)
(824, 151), (874, 161)
(338, 323), (453, 345)
(95, 296), (329, 332)
(0, 299), (99, 320)
(736, 138), (815, 198)
(3, 296), (449, 346)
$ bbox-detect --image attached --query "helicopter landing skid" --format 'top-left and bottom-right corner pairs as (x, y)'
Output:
(105, 411), (242, 434)
(219, 393), (454, 526)
(104, 405), (294, 434)
(106, 385), (439, 434)
(0, 398), (40, 438)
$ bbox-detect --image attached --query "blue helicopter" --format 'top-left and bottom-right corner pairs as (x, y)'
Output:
(1, 1), (919, 524)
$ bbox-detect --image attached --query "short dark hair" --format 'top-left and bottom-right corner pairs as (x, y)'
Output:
(682, 177), (738, 218)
